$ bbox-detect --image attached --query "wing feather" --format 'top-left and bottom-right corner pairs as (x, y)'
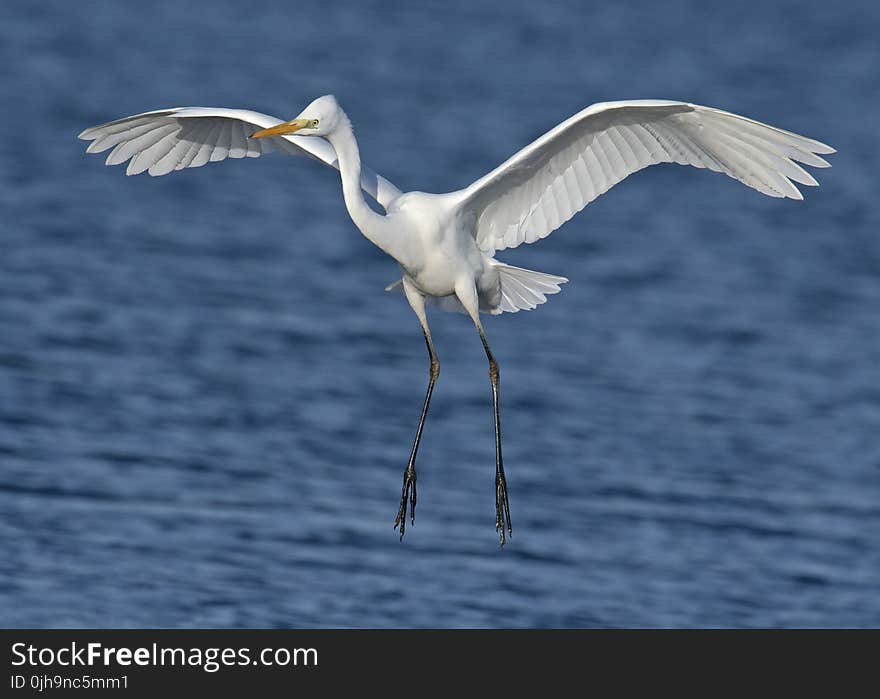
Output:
(456, 100), (834, 253)
(88, 121), (160, 154)
(127, 130), (179, 175)
(227, 121), (247, 159)
(105, 123), (175, 166)
(79, 107), (402, 209)
(210, 119), (232, 162)
(149, 138), (192, 177)
(175, 137), (204, 171)
(189, 120), (221, 168)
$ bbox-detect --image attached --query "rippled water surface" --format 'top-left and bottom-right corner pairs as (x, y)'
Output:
(1, 0), (878, 627)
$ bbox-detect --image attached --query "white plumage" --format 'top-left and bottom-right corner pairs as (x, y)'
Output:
(79, 107), (401, 207)
(79, 95), (833, 544)
(458, 100), (833, 254)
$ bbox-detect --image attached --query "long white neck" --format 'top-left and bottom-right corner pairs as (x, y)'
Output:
(326, 115), (399, 259)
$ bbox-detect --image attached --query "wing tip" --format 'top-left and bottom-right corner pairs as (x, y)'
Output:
(78, 125), (103, 140)
(811, 141), (836, 155)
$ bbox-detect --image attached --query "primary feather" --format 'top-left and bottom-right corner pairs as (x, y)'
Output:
(456, 100), (835, 253)
(79, 107), (401, 209)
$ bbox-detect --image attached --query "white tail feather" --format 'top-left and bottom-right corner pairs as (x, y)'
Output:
(491, 261), (568, 314)
(385, 262), (568, 315)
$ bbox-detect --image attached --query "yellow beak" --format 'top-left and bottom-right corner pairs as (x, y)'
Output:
(250, 118), (311, 139)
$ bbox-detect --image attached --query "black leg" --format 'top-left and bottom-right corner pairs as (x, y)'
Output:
(480, 329), (511, 546)
(394, 328), (439, 540)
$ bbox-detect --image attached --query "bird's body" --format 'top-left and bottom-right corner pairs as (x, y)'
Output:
(383, 191), (500, 309)
(80, 94), (834, 544)
(382, 192), (468, 297)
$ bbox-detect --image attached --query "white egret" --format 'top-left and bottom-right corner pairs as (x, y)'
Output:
(79, 95), (834, 544)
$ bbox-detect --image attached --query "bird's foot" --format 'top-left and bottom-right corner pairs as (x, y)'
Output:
(393, 465), (417, 541)
(495, 468), (512, 546)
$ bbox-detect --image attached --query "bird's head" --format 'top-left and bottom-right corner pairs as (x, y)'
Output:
(250, 94), (342, 140)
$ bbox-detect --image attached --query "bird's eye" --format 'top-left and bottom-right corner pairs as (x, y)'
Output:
(311, 119), (320, 128)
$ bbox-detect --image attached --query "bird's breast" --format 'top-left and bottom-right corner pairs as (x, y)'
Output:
(406, 253), (459, 298)
(406, 235), (487, 299)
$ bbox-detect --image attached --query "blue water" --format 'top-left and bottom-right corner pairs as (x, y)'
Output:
(1, 0), (878, 627)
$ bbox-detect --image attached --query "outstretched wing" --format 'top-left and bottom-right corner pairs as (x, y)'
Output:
(456, 100), (835, 253)
(78, 107), (401, 209)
